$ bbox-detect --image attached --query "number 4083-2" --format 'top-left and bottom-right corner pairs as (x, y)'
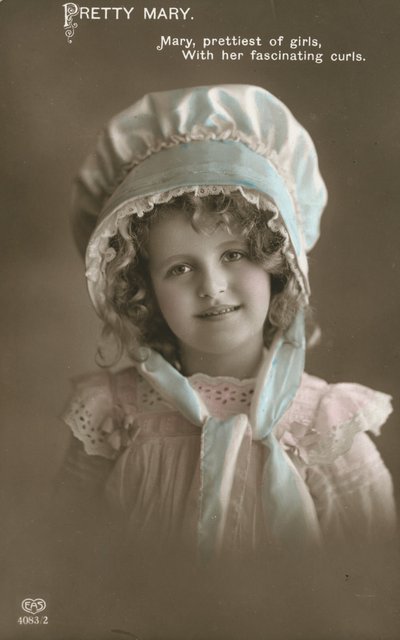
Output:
(18, 615), (48, 624)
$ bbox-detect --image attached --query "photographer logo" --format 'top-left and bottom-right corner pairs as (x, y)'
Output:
(21, 598), (47, 615)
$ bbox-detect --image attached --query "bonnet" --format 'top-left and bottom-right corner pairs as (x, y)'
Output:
(73, 85), (328, 556)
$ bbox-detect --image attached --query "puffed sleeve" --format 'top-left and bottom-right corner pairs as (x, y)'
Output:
(61, 371), (117, 460)
(56, 368), (139, 505)
(303, 383), (397, 543)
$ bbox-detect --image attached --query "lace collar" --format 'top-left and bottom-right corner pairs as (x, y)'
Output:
(188, 372), (255, 417)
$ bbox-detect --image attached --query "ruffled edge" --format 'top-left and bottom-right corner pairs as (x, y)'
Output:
(61, 370), (139, 460)
(86, 125), (305, 228)
(279, 381), (393, 466)
(86, 184), (309, 313)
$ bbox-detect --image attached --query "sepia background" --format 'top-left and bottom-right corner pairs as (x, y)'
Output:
(1, 1), (399, 638)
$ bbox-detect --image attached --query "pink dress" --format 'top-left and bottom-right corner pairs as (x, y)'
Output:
(62, 367), (396, 552)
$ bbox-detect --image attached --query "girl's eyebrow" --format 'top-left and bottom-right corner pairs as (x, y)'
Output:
(152, 239), (248, 270)
(154, 253), (192, 269)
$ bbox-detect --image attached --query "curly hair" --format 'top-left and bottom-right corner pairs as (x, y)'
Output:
(98, 192), (306, 368)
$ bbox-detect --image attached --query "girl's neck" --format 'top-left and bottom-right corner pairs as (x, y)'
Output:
(180, 341), (265, 379)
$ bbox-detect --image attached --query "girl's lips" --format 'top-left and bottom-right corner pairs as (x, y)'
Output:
(196, 305), (241, 319)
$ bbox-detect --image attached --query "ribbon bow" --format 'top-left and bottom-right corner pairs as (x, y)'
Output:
(136, 312), (321, 558)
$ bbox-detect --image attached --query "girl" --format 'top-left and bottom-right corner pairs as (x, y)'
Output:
(59, 85), (396, 558)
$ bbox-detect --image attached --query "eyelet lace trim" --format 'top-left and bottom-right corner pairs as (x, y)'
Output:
(189, 374), (255, 415)
(136, 374), (169, 409)
(135, 372), (256, 416)
(63, 371), (392, 465)
(279, 389), (392, 465)
(63, 392), (117, 459)
(62, 372), (258, 458)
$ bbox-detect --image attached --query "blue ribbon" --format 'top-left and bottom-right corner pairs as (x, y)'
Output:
(137, 311), (321, 557)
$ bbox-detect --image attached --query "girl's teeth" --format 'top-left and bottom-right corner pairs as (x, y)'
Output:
(204, 307), (235, 317)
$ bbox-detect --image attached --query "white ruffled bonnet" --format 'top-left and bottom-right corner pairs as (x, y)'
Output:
(72, 85), (328, 313)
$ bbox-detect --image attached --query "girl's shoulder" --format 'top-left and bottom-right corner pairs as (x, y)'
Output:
(61, 367), (142, 460)
(277, 372), (393, 466)
(62, 367), (393, 467)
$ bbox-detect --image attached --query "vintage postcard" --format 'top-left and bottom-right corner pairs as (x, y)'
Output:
(1, 1), (399, 638)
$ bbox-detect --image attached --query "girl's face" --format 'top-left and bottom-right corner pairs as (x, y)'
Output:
(148, 210), (271, 377)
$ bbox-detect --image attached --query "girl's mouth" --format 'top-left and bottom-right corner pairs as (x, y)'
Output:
(197, 305), (241, 319)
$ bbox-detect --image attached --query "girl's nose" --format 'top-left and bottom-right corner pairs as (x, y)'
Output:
(197, 267), (227, 299)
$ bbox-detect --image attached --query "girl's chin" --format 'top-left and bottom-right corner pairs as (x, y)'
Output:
(179, 338), (265, 378)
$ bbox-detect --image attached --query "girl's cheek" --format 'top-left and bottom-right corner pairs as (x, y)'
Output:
(153, 282), (185, 315)
(240, 265), (271, 291)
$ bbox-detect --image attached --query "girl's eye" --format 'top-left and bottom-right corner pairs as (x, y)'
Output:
(168, 264), (192, 277)
(223, 250), (247, 263)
